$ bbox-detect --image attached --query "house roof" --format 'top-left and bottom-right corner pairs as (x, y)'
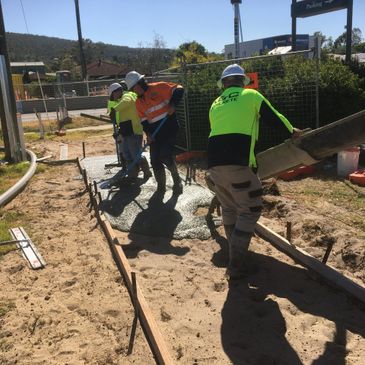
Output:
(10, 62), (45, 67)
(86, 60), (128, 77)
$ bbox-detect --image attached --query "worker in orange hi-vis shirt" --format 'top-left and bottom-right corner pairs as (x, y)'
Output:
(125, 71), (185, 195)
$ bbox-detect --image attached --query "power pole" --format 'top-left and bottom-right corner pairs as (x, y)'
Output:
(0, 0), (25, 162)
(345, 0), (353, 63)
(231, 0), (242, 59)
(74, 0), (87, 80)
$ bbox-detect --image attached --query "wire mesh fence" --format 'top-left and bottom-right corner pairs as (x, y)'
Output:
(12, 50), (318, 154)
(175, 50), (318, 152)
(13, 79), (114, 100)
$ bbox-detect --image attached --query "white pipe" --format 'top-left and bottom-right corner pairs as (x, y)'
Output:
(0, 147), (37, 207)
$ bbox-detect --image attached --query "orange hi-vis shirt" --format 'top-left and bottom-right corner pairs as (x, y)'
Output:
(135, 82), (182, 124)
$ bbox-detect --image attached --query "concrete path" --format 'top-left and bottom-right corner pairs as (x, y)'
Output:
(81, 155), (214, 240)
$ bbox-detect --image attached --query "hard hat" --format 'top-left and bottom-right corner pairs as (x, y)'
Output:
(108, 82), (123, 97)
(217, 64), (250, 88)
(125, 71), (145, 90)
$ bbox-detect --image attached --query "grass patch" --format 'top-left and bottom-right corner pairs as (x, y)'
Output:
(0, 154), (47, 195)
(56, 129), (112, 141)
(0, 210), (29, 256)
(284, 179), (365, 232)
(0, 161), (30, 195)
(299, 181), (365, 212)
(24, 127), (111, 143)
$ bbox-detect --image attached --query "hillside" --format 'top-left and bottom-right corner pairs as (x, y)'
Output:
(6, 32), (175, 73)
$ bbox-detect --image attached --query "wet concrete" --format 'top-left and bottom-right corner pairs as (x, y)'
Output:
(81, 155), (214, 240)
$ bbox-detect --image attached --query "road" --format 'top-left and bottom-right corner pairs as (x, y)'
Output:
(20, 108), (107, 123)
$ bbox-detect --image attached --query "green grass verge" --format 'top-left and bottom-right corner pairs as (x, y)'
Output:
(24, 128), (111, 143)
(0, 153), (47, 195)
(0, 210), (29, 257)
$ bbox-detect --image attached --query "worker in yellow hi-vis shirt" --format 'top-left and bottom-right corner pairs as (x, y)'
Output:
(108, 81), (151, 180)
(108, 82), (127, 170)
(207, 64), (302, 280)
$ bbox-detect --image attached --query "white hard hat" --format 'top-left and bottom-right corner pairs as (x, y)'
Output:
(217, 64), (250, 88)
(125, 71), (145, 90)
(108, 82), (123, 97)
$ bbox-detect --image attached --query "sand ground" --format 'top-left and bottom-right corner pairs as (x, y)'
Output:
(0, 134), (364, 365)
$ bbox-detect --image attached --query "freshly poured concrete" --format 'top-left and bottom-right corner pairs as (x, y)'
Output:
(82, 155), (214, 240)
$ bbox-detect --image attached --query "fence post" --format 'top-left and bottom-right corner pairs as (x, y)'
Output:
(315, 35), (321, 129)
(181, 60), (191, 152)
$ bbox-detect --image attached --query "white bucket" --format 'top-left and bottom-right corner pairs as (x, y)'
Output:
(337, 147), (360, 177)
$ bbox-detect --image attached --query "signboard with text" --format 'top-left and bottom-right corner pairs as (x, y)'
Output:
(292, 0), (349, 18)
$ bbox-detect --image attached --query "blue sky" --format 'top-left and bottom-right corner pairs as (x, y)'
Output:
(2, 0), (365, 53)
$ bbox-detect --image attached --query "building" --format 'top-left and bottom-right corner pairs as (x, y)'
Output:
(225, 34), (315, 59)
(85, 60), (128, 80)
(10, 61), (46, 75)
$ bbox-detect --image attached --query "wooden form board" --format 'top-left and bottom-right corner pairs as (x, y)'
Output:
(76, 158), (174, 365)
(100, 218), (174, 365)
(255, 222), (365, 304)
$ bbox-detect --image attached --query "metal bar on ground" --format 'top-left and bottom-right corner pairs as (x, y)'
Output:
(80, 112), (111, 123)
(10, 227), (46, 269)
(0, 239), (26, 246)
(322, 241), (335, 264)
(255, 221), (365, 304)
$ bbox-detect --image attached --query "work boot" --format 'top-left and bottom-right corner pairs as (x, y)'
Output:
(153, 168), (166, 193)
(225, 229), (253, 280)
(167, 163), (183, 195)
(139, 157), (152, 179)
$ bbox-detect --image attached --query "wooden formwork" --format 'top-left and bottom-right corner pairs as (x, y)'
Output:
(76, 157), (174, 365)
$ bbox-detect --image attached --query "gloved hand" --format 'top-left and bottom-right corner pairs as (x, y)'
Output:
(292, 128), (303, 139)
(146, 133), (154, 144)
(109, 108), (116, 121)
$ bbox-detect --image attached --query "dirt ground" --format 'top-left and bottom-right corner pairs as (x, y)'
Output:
(0, 133), (364, 365)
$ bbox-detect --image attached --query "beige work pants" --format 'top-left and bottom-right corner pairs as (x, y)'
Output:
(208, 165), (263, 234)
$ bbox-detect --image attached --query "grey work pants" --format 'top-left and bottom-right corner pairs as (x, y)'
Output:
(208, 165), (263, 234)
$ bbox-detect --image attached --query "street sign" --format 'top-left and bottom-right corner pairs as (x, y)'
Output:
(292, 0), (349, 18)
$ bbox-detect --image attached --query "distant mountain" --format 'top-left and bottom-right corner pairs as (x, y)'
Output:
(7, 33), (76, 63)
(6, 32), (175, 74)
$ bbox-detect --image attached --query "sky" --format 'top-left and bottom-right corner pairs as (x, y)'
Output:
(2, 0), (365, 53)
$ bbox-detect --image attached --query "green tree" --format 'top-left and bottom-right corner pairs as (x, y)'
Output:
(333, 27), (363, 54)
(174, 41), (209, 65)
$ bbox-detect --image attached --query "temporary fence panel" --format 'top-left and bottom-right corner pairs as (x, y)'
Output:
(181, 50), (317, 152)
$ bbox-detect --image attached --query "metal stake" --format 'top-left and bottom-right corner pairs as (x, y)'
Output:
(127, 272), (139, 355)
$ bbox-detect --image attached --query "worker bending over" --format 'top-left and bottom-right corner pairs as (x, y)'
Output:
(109, 81), (151, 180)
(125, 71), (184, 194)
(208, 64), (301, 280)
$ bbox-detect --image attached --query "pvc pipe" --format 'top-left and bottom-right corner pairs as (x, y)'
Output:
(0, 146), (37, 207)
